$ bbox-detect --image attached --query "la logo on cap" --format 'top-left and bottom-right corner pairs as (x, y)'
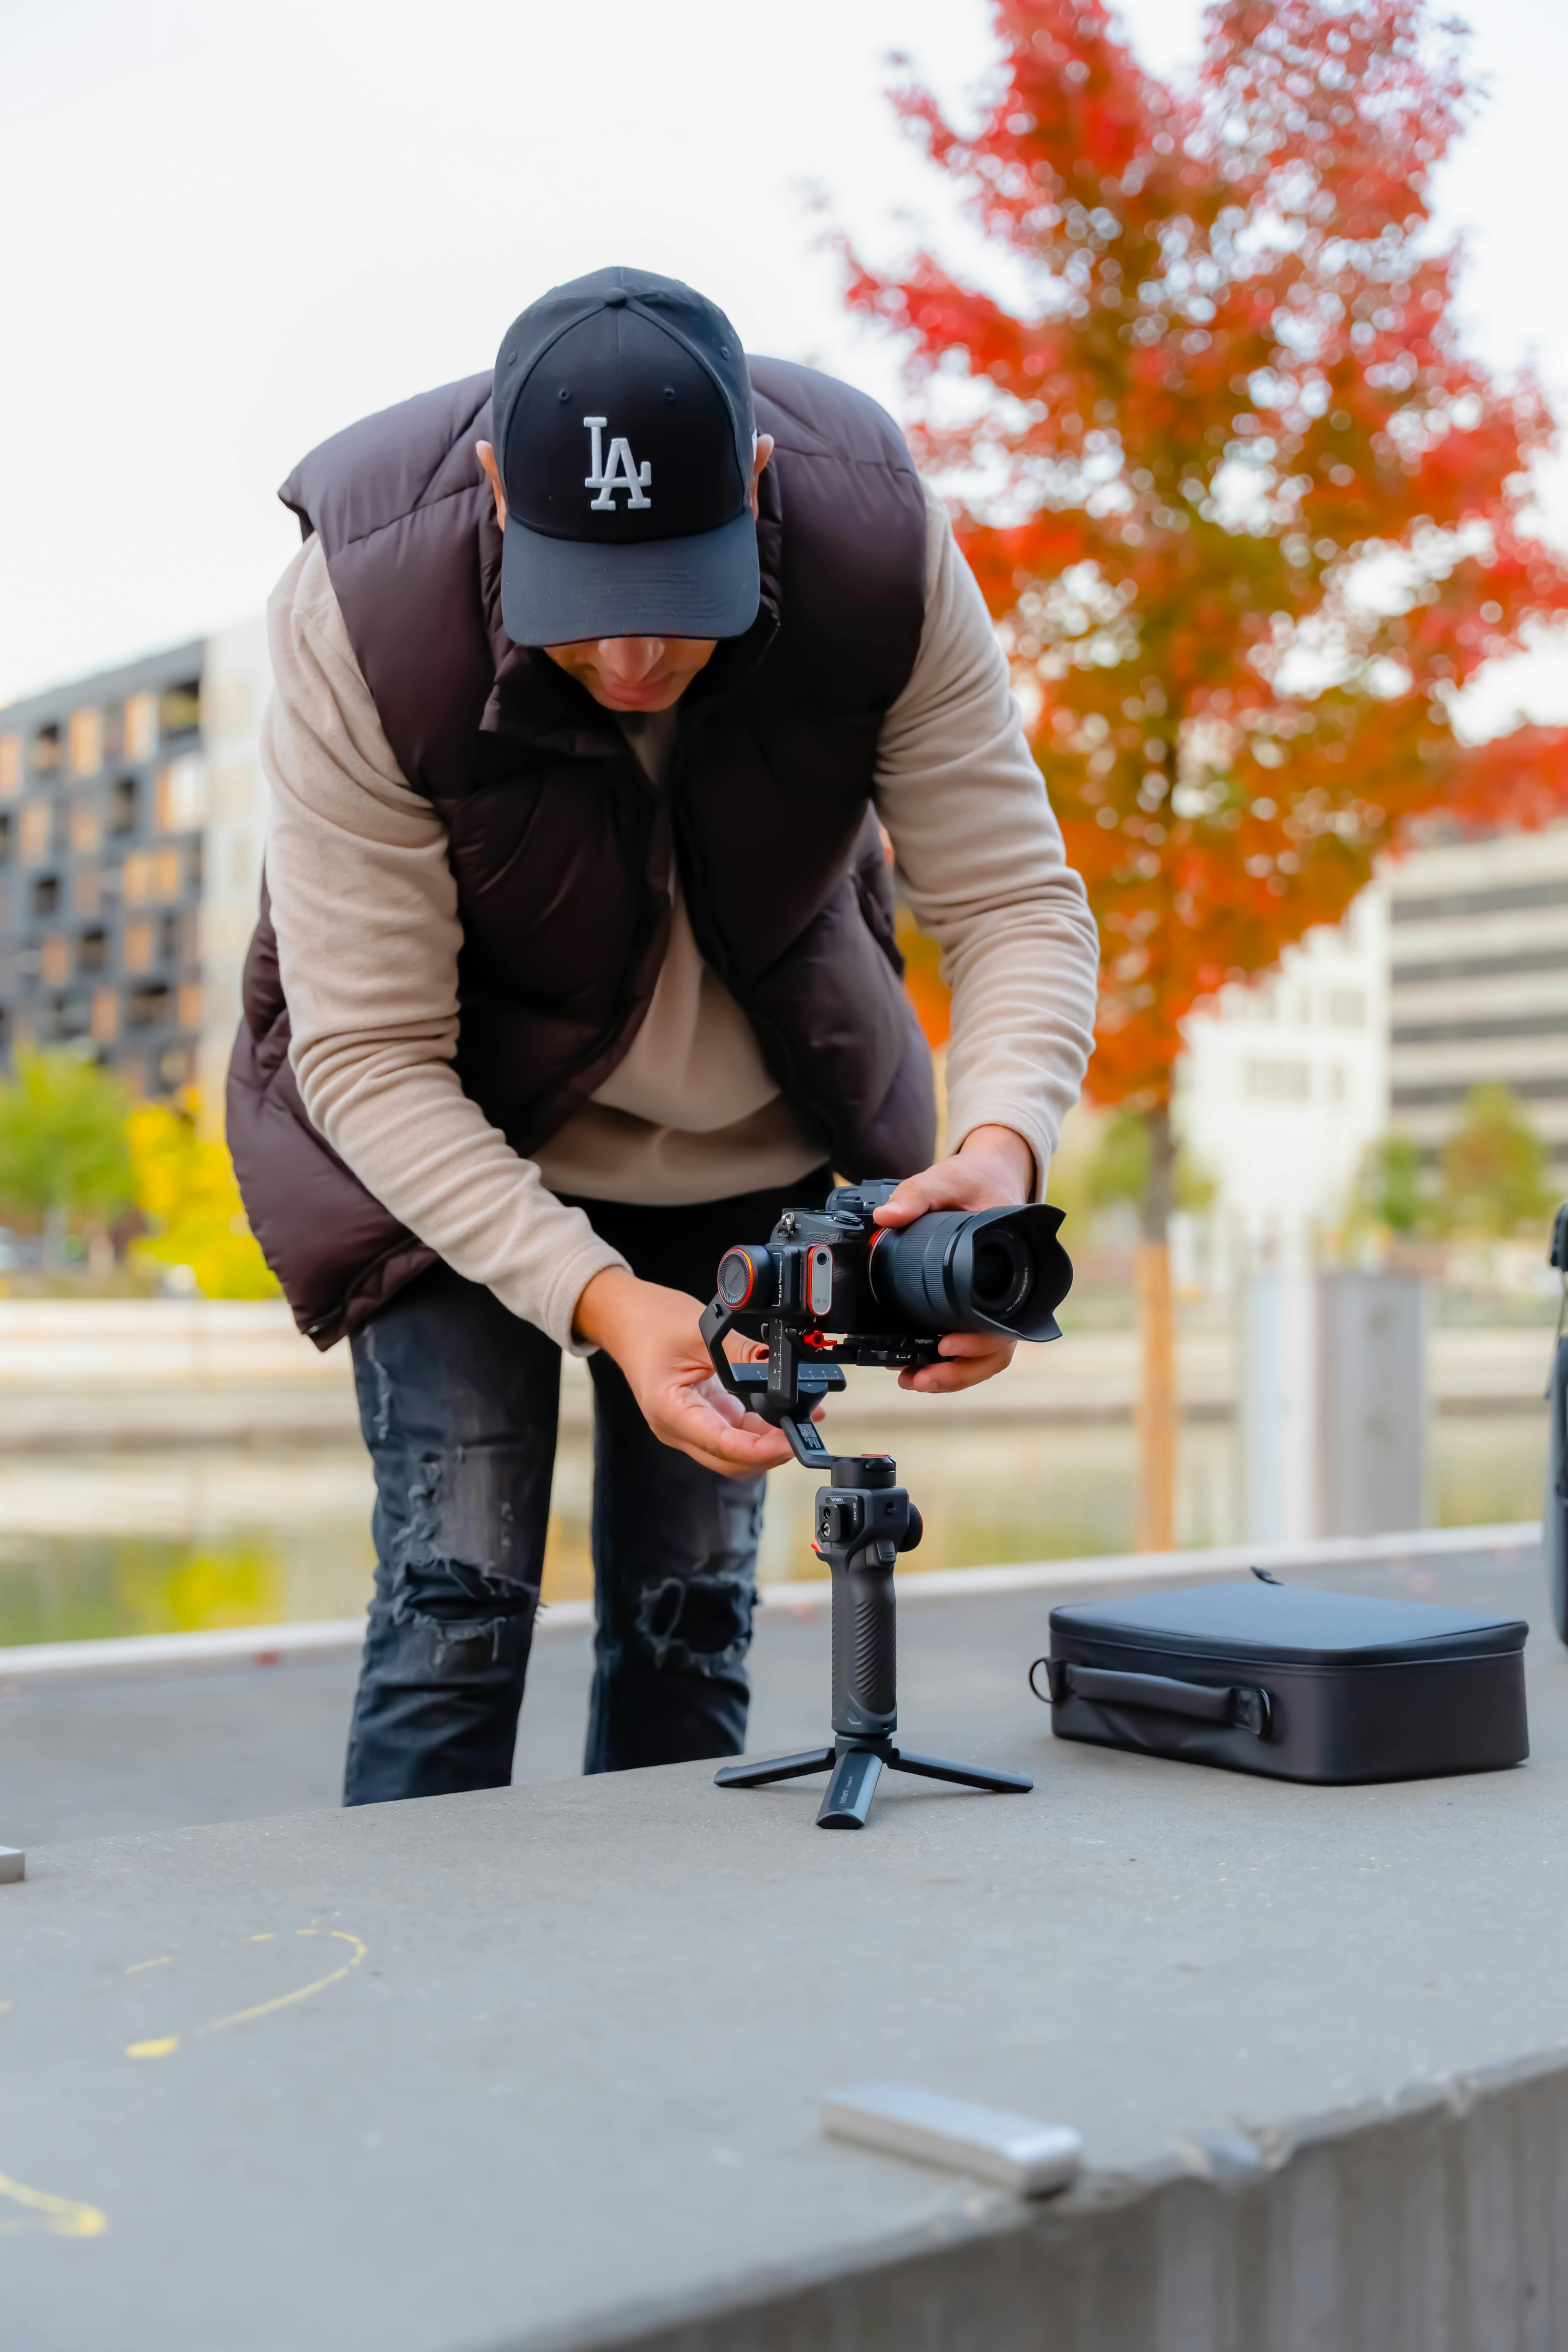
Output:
(584, 418), (651, 512)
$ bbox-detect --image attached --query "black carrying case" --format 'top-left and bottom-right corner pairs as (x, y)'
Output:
(1034, 1577), (1529, 1785)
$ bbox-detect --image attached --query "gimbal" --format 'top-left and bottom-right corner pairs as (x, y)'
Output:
(697, 1296), (1033, 1830)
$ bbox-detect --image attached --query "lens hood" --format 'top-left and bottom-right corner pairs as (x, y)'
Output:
(868, 1202), (1072, 1341)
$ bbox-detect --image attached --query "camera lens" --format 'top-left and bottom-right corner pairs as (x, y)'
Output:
(868, 1204), (1070, 1341)
(971, 1233), (1032, 1318)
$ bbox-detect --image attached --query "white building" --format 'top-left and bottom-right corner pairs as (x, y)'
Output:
(1384, 817), (1568, 1181)
(1176, 888), (1390, 1258)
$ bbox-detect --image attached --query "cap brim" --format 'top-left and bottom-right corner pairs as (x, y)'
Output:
(500, 508), (761, 646)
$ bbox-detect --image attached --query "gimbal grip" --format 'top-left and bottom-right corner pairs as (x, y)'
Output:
(832, 1554), (897, 1740)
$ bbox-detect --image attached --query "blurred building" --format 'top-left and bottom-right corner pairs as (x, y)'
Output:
(1383, 819), (1568, 1182)
(0, 625), (268, 1127)
(1176, 888), (1390, 1259)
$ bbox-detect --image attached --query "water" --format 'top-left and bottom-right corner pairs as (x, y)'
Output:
(0, 1410), (1547, 1649)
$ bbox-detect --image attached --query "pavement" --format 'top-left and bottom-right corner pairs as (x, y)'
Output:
(0, 1574), (1020, 1849)
(3, 1536), (1566, 2350)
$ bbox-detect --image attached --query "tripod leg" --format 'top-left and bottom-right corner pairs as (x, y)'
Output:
(816, 1746), (884, 1829)
(891, 1749), (1034, 1796)
(715, 1746), (834, 1790)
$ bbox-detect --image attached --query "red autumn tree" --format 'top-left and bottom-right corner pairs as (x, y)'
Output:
(850, 0), (1568, 1547)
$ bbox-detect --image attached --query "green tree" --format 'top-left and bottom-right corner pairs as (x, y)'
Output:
(1437, 1085), (1553, 1238)
(0, 1049), (135, 1265)
(1086, 1111), (1217, 1219)
(1354, 1132), (1428, 1236)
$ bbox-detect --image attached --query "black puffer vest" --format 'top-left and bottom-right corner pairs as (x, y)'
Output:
(228, 358), (935, 1348)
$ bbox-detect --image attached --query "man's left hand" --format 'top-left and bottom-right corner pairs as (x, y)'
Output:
(872, 1124), (1037, 1395)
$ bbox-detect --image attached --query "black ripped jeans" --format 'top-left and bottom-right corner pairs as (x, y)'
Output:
(341, 1170), (830, 1806)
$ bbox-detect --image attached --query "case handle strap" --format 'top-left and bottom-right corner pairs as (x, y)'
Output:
(1029, 1657), (1271, 1740)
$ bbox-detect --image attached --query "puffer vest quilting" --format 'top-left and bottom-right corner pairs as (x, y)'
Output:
(228, 357), (934, 1347)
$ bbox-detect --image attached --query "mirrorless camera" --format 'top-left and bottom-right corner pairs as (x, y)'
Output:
(699, 1179), (1073, 1472)
(711, 1177), (1071, 1366)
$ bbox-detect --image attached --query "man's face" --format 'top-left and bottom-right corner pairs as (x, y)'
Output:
(474, 431), (773, 713)
(541, 634), (717, 713)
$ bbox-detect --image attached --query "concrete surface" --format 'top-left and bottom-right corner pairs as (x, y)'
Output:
(3, 1539), (1567, 2350)
(4, 1531), (1535, 1849)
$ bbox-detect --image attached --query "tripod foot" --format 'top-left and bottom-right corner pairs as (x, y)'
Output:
(891, 1749), (1034, 1796)
(817, 1747), (884, 1829)
(715, 1746), (835, 1790)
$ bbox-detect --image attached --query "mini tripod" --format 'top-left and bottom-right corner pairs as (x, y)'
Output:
(698, 1303), (1034, 1830)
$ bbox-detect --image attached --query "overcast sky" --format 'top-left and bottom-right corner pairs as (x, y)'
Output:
(3, 0), (1566, 722)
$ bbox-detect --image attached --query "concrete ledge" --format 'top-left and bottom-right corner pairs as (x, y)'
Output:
(586, 2047), (1568, 2352)
(0, 1523), (1540, 1688)
(0, 1305), (1548, 1450)
(6, 1545), (1567, 2352)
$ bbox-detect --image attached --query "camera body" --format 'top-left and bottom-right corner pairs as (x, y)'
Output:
(712, 1178), (1071, 1366)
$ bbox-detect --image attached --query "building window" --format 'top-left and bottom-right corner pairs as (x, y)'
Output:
(0, 813), (12, 867)
(30, 875), (59, 919)
(41, 936), (70, 987)
(91, 989), (119, 1044)
(1244, 1058), (1312, 1101)
(178, 980), (202, 1030)
(72, 867), (100, 919)
(78, 929), (107, 974)
(108, 775), (138, 837)
(154, 754), (205, 833)
(1328, 1063), (1348, 1102)
(123, 846), (184, 904)
(1325, 989), (1366, 1028)
(69, 800), (101, 856)
(0, 735), (19, 799)
(67, 708), (103, 778)
(124, 920), (155, 975)
(128, 981), (172, 1030)
(158, 681), (201, 739)
(124, 692), (157, 762)
(29, 724), (61, 777)
(18, 802), (51, 865)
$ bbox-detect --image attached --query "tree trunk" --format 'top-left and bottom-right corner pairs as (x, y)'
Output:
(42, 1203), (67, 1275)
(1135, 1102), (1177, 1553)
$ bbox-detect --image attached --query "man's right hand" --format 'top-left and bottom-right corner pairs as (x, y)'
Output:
(573, 1267), (800, 1477)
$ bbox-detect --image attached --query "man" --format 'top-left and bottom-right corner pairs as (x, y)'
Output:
(229, 266), (1098, 1805)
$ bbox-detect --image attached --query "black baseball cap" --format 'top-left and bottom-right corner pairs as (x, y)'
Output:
(492, 266), (759, 647)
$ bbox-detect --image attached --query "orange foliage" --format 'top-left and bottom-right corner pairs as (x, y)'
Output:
(852, 0), (1568, 1109)
(897, 906), (952, 1048)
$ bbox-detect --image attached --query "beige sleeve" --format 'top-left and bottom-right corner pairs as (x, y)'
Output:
(875, 484), (1100, 1192)
(261, 537), (628, 1351)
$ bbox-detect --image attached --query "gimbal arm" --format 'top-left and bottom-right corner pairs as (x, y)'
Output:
(697, 1297), (840, 1468)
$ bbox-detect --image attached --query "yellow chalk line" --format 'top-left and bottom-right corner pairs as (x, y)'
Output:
(0, 2172), (106, 2238)
(126, 1929), (367, 2059)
